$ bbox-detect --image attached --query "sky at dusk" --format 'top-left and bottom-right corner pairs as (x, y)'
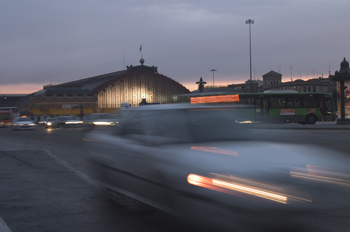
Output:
(1, 0), (349, 94)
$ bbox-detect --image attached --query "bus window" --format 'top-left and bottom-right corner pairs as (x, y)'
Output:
(255, 99), (261, 107)
(303, 96), (318, 108)
(239, 97), (255, 105)
(270, 98), (285, 108)
(286, 98), (295, 108)
(248, 98), (255, 105)
(295, 98), (303, 108)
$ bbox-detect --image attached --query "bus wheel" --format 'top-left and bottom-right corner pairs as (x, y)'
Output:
(306, 114), (317, 124)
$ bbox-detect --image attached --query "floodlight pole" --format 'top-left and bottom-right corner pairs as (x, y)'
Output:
(210, 69), (217, 87)
(246, 19), (254, 92)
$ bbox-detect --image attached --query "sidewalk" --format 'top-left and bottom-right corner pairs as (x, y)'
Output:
(250, 120), (350, 130)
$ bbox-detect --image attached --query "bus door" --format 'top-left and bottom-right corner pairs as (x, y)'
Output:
(322, 95), (336, 121)
(255, 97), (269, 122)
(262, 98), (269, 121)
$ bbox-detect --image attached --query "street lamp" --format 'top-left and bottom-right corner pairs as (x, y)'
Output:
(246, 19), (254, 92)
(210, 69), (217, 87)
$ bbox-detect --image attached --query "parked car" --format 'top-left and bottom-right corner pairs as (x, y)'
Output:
(11, 117), (36, 130)
(86, 103), (350, 230)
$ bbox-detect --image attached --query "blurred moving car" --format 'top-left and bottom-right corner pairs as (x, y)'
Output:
(45, 118), (59, 128)
(87, 103), (350, 231)
(37, 117), (48, 125)
(83, 113), (120, 129)
(11, 117), (36, 130)
(56, 116), (83, 127)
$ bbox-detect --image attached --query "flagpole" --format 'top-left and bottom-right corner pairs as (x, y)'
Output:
(139, 44), (143, 59)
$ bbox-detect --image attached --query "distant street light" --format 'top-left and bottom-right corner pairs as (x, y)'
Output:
(210, 69), (217, 87)
(246, 19), (254, 92)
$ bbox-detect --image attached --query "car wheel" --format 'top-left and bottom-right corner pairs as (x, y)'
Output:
(306, 114), (317, 124)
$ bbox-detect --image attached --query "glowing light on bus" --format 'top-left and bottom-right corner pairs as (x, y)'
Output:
(191, 95), (239, 104)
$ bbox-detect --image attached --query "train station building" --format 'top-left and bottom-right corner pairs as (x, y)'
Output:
(28, 59), (190, 116)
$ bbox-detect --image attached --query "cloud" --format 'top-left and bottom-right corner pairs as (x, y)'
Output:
(0, 0), (349, 94)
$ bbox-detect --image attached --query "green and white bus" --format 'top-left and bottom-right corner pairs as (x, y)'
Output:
(190, 92), (335, 124)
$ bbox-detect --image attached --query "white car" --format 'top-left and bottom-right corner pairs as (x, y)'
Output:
(83, 113), (120, 129)
(12, 117), (36, 130)
(56, 116), (83, 127)
(87, 103), (350, 231)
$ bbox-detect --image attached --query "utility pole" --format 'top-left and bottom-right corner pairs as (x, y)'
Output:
(210, 69), (217, 87)
(246, 19), (254, 92)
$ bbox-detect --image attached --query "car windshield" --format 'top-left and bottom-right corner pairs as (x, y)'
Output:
(117, 108), (244, 144)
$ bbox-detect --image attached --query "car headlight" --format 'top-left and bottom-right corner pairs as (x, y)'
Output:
(29, 124), (36, 126)
(12, 124), (17, 126)
(18, 124), (24, 126)
(47, 122), (52, 126)
(93, 121), (111, 125)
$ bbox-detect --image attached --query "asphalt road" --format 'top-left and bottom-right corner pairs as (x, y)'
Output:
(0, 126), (350, 232)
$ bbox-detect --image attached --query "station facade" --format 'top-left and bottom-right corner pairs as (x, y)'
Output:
(29, 61), (190, 116)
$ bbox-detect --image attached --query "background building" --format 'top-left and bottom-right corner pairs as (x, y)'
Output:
(263, 77), (335, 95)
(262, 71), (282, 89)
(0, 94), (27, 107)
(192, 78), (262, 93)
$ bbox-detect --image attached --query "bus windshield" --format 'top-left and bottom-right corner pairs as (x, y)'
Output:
(0, 107), (20, 119)
(0, 112), (11, 121)
(0, 111), (12, 126)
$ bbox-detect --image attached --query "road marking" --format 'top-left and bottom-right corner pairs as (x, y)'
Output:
(0, 217), (12, 232)
(41, 149), (100, 187)
(0, 138), (101, 187)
